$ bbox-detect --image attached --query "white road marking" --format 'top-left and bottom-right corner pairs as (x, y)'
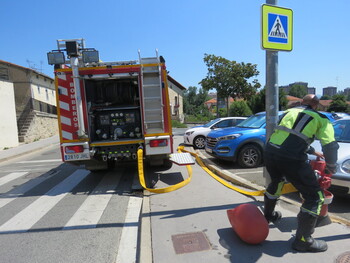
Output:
(115, 196), (143, 263)
(63, 173), (121, 229)
(16, 159), (62, 164)
(0, 171), (59, 209)
(0, 169), (90, 233)
(236, 171), (263, 175)
(0, 172), (28, 187)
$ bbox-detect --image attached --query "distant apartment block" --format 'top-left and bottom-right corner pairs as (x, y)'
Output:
(343, 88), (350, 96)
(323, 86), (337, 97)
(307, 87), (316, 94)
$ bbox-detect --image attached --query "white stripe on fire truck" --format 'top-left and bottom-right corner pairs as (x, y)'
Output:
(58, 86), (68, 96)
(62, 131), (73, 140)
(61, 116), (72, 126)
(59, 101), (70, 111)
(57, 74), (66, 81)
(0, 169), (90, 233)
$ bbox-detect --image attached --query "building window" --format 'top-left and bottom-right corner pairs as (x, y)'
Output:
(46, 88), (49, 101)
(37, 85), (40, 94)
(173, 96), (179, 116)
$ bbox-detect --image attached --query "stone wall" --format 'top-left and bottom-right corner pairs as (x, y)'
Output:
(23, 112), (58, 143)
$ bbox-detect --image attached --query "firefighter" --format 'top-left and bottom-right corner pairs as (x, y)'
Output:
(263, 94), (339, 252)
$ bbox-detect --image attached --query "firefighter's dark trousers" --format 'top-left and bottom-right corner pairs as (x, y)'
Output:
(264, 152), (325, 216)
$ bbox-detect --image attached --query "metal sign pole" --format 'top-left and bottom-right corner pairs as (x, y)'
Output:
(264, 0), (279, 187)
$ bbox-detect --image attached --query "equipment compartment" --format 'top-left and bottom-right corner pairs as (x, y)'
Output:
(84, 78), (143, 142)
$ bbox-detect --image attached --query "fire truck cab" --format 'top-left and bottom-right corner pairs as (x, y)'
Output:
(47, 39), (173, 171)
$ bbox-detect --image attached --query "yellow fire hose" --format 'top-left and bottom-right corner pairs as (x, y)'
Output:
(137, 147), (192, 193)
(137, 146), (298, 196)
(179, 146), (298, 196)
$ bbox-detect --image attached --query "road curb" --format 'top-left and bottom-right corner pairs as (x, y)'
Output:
(139, 191), (153, 263)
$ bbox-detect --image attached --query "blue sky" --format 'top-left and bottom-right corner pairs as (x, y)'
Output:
(2, 0), (350, 96)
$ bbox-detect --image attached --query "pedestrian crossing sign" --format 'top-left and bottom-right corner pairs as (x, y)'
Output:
(261, 4), (293, 51)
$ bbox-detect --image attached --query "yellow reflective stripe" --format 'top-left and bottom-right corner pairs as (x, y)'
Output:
(317, 190), (325, 214)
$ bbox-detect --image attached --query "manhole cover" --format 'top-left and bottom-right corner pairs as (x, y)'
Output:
(336, 252), (350, 263)
(172, 232), (211, 254)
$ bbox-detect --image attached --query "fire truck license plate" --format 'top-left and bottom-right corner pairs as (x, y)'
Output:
(64, 153), (90, 161)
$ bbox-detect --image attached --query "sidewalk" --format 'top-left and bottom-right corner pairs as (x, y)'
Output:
(0, 135), (59, 163)
(143, 146), (350, 263)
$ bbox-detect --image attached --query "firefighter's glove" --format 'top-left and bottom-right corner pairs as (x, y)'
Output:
(325, 163), (337, 175)
(318, 175), (332, 190)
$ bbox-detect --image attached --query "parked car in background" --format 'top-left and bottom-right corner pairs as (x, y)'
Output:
(319, 112), (350, 122)
(205, 112), (283, 168)
(183, 117), (247, 149)
(308, 117), (350, 195)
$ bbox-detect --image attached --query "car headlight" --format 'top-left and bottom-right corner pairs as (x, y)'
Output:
(185, 131), (194, 136)
(218, 133), (242, 141)
(341, 159), (350, 174)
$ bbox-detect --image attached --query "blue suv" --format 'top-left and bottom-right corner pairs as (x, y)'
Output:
(205, 112), (282, 168)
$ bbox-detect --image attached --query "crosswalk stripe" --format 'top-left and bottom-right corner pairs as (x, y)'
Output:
(0, 169), (90, 233)
(63, 172), (121, 230)
(115, 196), (143, 263)
(16, 159), (62, 164)
(0, 171), (59, 209)
(0, 172), (28, 187)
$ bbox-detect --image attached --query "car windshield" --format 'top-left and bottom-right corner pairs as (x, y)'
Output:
(333, 119), (350, 143)
(203, 118), (220, 128)
(236, 114), (266, 129)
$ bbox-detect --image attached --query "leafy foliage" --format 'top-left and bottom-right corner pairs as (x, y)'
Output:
(288, 84), (307, 98)
(328, 94), (348, 112)
(200, 54), (261, 116)
(229, 100), (253, 116)
(247, 88), (288, 113)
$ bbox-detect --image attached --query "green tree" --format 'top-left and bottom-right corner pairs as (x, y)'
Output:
(229, 100), (253, 116)
(247, 88), (288, 113)
(289, 84), (307, 98)
(328, 94), (348, 112)
(183, 86), (210, 115)
(320, 95), (331, 100)
(200, 54), (261, 117)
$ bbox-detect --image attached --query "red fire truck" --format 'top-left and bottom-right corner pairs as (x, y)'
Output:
(47, 39), (174, 171)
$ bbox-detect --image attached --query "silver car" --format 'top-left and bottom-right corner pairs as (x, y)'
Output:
(309, 117), (350, 195)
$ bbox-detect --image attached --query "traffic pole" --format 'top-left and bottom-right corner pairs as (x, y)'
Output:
(264, 0), (279, 187)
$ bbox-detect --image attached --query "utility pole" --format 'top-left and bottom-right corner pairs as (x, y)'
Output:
(264, 0), (279, 186)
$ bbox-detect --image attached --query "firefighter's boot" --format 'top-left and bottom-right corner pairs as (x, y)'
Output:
(264, 194), (282, 223)
(292, 212), (328, 252)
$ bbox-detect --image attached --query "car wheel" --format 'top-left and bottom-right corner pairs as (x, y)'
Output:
(193, 136), (206, 149)
(237, 144), (262, 168)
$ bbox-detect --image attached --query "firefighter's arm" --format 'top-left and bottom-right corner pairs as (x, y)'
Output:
(317, 119), (339, 173)
(306, 146), (324, 159)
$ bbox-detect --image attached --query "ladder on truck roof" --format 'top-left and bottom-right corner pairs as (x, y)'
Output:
(139, 50), (164, 134)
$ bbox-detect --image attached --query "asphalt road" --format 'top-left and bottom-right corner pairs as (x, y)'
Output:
(0, 145), (140, 263)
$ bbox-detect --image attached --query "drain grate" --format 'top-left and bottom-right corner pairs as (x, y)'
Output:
(336, 252), (350, 263)
(171, 231), (211, 254)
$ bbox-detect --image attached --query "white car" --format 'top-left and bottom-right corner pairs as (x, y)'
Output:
(183, 117), (247, 149)
(309, 117), (350, 195)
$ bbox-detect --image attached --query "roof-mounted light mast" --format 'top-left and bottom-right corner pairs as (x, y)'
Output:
(47, 39), (99, 139)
